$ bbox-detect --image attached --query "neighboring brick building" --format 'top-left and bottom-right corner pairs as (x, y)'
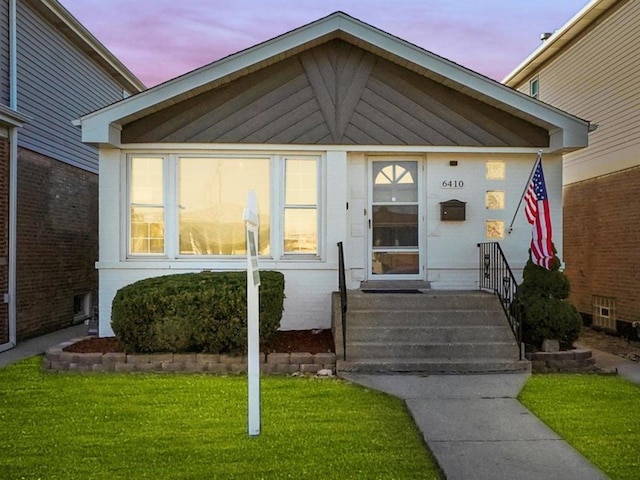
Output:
(15, 149), (99, 338)
(504, 0), (640, 336)
(0, 0), (144, 352)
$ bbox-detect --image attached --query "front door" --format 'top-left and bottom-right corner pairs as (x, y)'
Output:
(368, 159), (423, 280)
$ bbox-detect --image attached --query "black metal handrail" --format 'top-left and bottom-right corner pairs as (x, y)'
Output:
(337, 242), (347, 361)
(477, 242), (523, 359)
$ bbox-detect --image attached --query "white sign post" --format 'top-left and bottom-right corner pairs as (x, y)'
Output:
(243, 191), (261, 436)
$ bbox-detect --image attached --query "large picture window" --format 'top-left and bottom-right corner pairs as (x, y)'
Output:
(178, 157), (270, 255)
(127, 154), (320, 259)
(129, 157), (164, 255)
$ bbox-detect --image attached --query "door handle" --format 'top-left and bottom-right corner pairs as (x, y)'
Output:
(368, 219), (371, 229)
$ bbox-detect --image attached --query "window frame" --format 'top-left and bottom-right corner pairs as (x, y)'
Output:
(529, 77), (539, 99)
(282, 156), (321, 258)
(127, 155), (168, 257)
(175, 154), (273, 258)
(125, 152), (323, 261)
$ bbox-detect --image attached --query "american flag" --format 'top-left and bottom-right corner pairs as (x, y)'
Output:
(524, 158), (554, 269)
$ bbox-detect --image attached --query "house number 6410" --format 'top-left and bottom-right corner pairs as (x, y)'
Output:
(441, 180), (464, 188)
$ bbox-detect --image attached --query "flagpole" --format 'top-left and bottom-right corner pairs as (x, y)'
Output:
(508, 150), (543, 234)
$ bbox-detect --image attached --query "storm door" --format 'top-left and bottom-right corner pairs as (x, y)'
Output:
(368, 160), (423, 280)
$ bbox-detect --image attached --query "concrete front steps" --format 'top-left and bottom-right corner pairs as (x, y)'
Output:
(332, 290), (530, 375)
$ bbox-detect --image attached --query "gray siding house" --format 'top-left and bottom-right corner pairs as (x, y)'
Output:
(0, 0), (144, 353)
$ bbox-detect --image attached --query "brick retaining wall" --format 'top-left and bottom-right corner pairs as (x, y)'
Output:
(525, 349), (597, 373)
(42, 337), (337, 375)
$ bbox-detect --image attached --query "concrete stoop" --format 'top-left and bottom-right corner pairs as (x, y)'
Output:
(337, 358), (531, 375)
(332, 290), (530, 375)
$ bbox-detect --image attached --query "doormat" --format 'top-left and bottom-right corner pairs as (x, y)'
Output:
(361, 289), (423, 294)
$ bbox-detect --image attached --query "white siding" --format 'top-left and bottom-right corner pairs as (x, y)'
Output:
(346, 151), (562, 290)
(97, 148), (350, 336)
(97, 146), (564, 336)
(99, 267), (340, 337)
(425, 152), (563, 287)
(16, 2), (126, 173)
(516, 1), (640, 184)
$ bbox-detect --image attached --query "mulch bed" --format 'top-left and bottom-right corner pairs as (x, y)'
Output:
(578, 327), (640, 362)
(64, 329), (335, 355)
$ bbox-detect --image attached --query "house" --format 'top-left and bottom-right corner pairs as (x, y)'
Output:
(0, 0), (144, 353)
(76, 12), (589, 338)
(503, 0), (639, 336)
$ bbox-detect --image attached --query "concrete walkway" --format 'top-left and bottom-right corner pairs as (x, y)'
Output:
(0, 324), (86, 368)
(575, 341), (640, 384)
(344, 373), (608, 480)
(342, 343), (640, 479)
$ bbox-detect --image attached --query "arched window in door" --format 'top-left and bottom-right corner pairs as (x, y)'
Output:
(374, 164), (414, 185)
(372, 161), (418, 203)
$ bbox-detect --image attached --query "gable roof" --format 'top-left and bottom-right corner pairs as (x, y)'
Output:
(78, 11), (589, 152)
(30, 0), (145, 93)
(503, 0), (618, 87)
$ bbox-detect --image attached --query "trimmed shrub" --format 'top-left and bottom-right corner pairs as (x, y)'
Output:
(519, 297), (582, 348)
(513, 248), (581, 349)
(111, 271), (284, 354)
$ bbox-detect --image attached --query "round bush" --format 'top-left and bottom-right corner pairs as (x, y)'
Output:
(111, 271), (284, 354)
(520, 297), (582, 348)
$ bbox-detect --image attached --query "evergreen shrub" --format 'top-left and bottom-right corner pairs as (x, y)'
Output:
(111, 271), (284, 354)
(513, 251), (582, 349)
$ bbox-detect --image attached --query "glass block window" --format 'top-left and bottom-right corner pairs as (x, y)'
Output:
(486, 161), (505, 180)
(486, 191), (505, 210)
(486, 220), (504, 239)
(592, 296), (616, 330)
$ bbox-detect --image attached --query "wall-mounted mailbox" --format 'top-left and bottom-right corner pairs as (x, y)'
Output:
(440, 199), (466, 221)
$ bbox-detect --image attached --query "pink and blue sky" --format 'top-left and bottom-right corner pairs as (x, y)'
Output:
(59, 0), (589, 88)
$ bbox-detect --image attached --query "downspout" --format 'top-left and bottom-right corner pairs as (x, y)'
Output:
(7, 0), (18, 347)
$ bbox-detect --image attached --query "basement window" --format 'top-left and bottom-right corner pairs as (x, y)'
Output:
(592, 295), (616, 330)
(73, 293), (91, 322)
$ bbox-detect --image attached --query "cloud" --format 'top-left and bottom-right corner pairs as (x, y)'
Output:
(59, 0), (588, 86)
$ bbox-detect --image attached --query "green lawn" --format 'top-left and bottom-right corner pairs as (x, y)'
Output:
(520, 374), (640, 480)
(0, 357), (441, 480)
